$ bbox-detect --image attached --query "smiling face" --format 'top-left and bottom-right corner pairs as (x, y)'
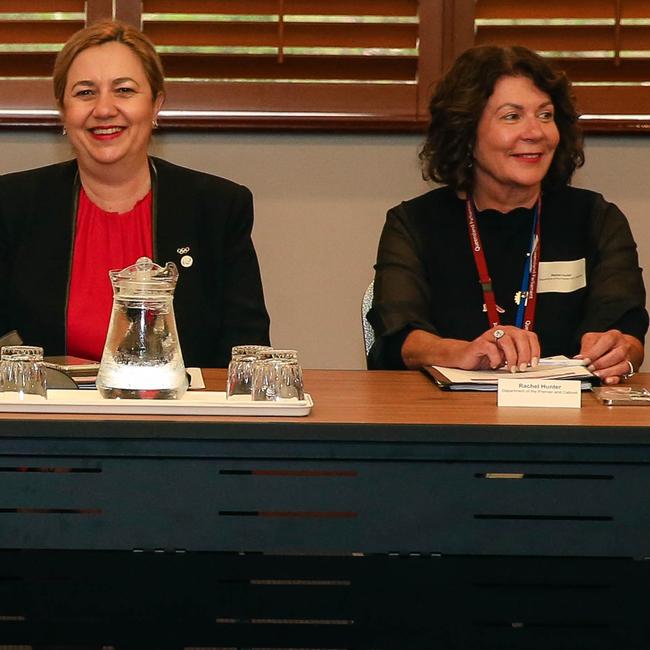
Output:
(61, 41), (163, 172)
(472, 75), (560, 209)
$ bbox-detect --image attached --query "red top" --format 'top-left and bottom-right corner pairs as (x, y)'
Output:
(66, 187), (153, 361)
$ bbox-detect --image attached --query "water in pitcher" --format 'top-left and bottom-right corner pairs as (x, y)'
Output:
(97, 356), (186, 399)
(96, 257), (188, 399)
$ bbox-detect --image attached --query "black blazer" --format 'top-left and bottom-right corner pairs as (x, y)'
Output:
(0, 157), (270, 367)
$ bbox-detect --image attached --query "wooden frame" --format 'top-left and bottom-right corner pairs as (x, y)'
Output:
(0, 0), (648, 133)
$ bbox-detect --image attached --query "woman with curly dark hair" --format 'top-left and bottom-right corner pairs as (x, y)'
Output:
(367, 45), (647, 384)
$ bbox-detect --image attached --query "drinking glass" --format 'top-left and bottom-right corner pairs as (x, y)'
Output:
(226, 346), (273, 398)
(0, 345), (47, 400)
(226, 354), (259, 398)
(251, 358), (304, 401)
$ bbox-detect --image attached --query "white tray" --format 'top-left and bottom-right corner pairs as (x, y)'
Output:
(0, 390), (313, 417)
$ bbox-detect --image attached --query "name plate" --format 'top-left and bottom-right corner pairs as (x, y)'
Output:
(497, 378), (581, 408)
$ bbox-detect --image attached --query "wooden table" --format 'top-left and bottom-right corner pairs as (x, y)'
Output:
(1, 369), (649, 649)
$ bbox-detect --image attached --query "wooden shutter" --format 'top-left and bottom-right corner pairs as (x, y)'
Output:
(474, 0), (650, 132)
(137, 0), (437, 129)
(0, 0), (112, 125)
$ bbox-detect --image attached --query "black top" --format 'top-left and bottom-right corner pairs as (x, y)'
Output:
(367, 185), (648, 369)
(0, 157), (270, 367)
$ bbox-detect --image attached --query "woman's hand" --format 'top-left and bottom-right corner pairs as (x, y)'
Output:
(401, 326), (540, 371)
(458, 325), (540, 371)
(578, 330), (643, 385)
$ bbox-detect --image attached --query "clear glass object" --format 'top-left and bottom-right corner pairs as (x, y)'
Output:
(226, 353), (259, 398)
(231, 344), (272, 359)
(255, 349), (299, 361)
(96, 257), (188, 399)
(227, 345), (272, 398)
(251, 358), (304, 401)
(0, 345), (47, 400)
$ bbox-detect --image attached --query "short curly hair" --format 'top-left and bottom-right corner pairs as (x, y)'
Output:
(419, 45), (584, 193)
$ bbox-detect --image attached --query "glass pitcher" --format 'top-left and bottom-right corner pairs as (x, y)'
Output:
(96, 257), (188, 399)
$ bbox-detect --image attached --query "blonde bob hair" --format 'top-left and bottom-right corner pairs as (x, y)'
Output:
(53, 19), (165, 107)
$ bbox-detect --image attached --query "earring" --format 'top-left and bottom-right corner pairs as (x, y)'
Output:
(62, 126), (67, 136)
(152, 119), (159, 129)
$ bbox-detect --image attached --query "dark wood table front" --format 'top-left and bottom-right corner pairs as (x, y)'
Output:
(0, 370), (649, 649)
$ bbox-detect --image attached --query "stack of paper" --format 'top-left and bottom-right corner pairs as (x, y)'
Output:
(425, 356), (596, 391)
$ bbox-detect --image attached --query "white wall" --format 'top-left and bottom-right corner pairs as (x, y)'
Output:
(0, 130), (648, 368)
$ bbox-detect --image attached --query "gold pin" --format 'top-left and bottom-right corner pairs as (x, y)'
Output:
(514, 291), (528, 306)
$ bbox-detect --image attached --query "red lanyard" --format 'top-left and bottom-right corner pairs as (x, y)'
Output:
(465, 196), (541, 331)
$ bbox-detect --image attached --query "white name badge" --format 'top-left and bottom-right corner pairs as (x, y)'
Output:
(497, 378), (581, 409)
(537, 258), (586, 293)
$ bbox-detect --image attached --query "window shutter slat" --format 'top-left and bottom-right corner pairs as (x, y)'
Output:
(162, 80), (418, 122)
(575, 86), (650, 115)
(146, 22), (281, 48)
(162, 54), (416, 82)
(286, 0), (417, 15)
(477, 0), (617, 20)
(144, 0), (278, 13)
(0, 78), (54, 111)
(622, 26), (650, 50)
(476, 26), (618, 51)
(560, 58), (650, 82)
(143, 0), (417, 16)
(1, 0), (84, 10)
(0, 21), (86, 44)
(478, 0), (650, 19)
(0, 53), (54, 77)
(146, 21), (417, 49)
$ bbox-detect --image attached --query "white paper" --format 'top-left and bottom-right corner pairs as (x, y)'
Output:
(187, 367), (205, 390)
(431, 356), (594, 392)
(538, 259), (586, 293)
(497, 378), (581, 408)
(433, 357), (593, 385)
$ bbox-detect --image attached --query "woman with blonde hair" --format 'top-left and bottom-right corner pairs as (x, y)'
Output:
(0, 20), (270, 367)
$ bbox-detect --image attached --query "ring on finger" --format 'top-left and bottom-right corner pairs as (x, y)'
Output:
(493, 329), (505, 340)
(622, 360), (635, 380)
